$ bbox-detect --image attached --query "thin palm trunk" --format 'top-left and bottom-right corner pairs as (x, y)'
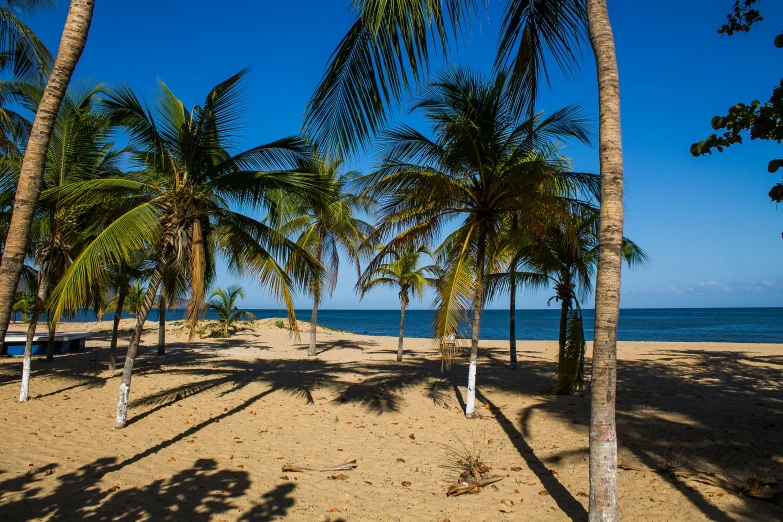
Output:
(587, 1), (625, 520)
(465, 222), (487, 418)
(509, 271), (517, 370)
(109, 289), (126, 371)
(397, 292), (407, 362)
(0, 0), (96, 349)
(308, 239), (323, 357)
(157, 293), (165, 355)
(115, 268), (163, 429)
(46, 319), (56, 361)
(20, 270), (50, 402)
(558, 298), (569, 371)
(308, 296), (318, 356)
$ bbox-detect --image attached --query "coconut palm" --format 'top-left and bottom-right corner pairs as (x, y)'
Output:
(4, 83), (123, 401)
(497, 2), (629, 513)
(583, 4), (626, 516)
(0, 0), (95, 354)
(274, 152), (372, 356)
(205, 285), (255, 338)
(362, 67), (595, 417)
(47, 70), (324, 428)
(357, 244), (440, 361)
(313, 2), (628, 513)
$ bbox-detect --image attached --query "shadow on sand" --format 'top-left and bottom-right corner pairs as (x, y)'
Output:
(0, 337), (781, 521)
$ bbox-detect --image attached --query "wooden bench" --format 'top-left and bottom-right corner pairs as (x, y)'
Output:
(3, 332), (91, 356)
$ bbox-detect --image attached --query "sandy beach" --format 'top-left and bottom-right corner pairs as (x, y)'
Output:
(0, 319), (781, 521)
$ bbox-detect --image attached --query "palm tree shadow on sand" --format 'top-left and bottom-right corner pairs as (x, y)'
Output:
(2, 342), (781, 521)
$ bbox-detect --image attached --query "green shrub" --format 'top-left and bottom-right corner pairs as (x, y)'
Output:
(274, 320), (285, 329)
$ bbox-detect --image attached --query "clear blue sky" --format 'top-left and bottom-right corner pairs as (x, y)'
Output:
(25, 0), (783, 309)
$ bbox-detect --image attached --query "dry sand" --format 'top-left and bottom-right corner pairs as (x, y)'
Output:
(0, 318), (781, 521)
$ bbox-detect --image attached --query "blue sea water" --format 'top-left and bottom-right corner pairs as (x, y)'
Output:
(57, 307), (783, 344)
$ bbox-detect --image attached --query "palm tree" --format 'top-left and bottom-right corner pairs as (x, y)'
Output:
(583, 3), (626, 518)
(205, 285), (255, 338)
(357, 244), (440, 361)
(7, 83), (121, 401)
(310, 2), (628, 513)
(47, 70), (324, 428)
(0, 0), (95, 354)
(362, 67), (595, 417)
(274, 152), (372, 356)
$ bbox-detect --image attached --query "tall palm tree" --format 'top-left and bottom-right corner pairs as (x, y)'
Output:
(47, 70), (324, 428)
(205, 285), (255, 338)
(496, 1), (628, 515)
(7, 83), (122, 402)
(275, 152), (372, 356)
(0, 0), (95, 353)
(584, 2), (625, 518)
(357, 244), (440, 361)
(362, 67), (595, 417)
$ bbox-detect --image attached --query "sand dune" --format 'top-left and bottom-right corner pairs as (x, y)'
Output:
(0, 320), (781, 521)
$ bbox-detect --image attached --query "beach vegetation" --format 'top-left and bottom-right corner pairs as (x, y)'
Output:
(46, 70), (325, 427)
(361, 66), (595, 417)
(273, 150), (372, 356)
(358, 243), (440, 361)
(205, 285), (255, 338)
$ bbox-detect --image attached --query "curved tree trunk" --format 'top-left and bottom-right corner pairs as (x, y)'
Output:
(397, 292), (407, 362)
(157, 292), (165, 355)
(465, 222), (487, 418)
(587, 1), (625, 520)
(115, 268), (163, 429)
(46, 318), (56, 361)
(19, 270), (50, 402)
(509, 270), (517, 370)
(0, 0), (96, 350)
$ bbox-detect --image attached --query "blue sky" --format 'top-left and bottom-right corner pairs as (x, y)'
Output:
(25, 0), (783, 309)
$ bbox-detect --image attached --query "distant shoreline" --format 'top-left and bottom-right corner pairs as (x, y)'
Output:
(16, 307), (783, 344)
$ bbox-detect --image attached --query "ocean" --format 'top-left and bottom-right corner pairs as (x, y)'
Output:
(56, 307), (783, 344)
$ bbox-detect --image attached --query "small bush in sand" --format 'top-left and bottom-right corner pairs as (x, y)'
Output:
(731, 462), (775, 496)
(657, 445), (686, 472)
(442, 431), (492, 483)
(274, 320), (285, 329)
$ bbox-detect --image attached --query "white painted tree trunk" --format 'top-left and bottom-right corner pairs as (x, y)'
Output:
(465, 343), (478, 416)
(115, 268), (162, 429)
(464, 222), (487, 418)
(19, 353), (32, 402)
(19, 270), (50, 402)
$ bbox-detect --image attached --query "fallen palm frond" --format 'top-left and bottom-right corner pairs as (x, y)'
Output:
(446, 476), (504, 496)
(281, 460), (357, 472)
